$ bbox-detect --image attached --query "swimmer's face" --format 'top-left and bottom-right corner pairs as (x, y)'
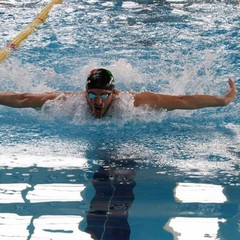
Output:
(86, 89), (114, 118)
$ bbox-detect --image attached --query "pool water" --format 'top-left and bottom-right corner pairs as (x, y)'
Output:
(0, 0), (239, 239)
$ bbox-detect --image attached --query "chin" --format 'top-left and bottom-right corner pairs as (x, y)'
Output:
(93, 111), (104, 118)
(92, 106), (109, 118)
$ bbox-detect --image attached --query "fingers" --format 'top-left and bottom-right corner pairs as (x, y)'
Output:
(228, 78), (238, 94)
(228, 77), (234, 87)
(224, 78), (237, 103)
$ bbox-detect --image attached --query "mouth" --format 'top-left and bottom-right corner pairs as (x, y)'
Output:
(94, 106), (103, 112)
(93, 105), (104, 117)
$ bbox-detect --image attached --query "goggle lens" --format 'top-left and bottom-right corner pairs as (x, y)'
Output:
(88, 93), (110, 100)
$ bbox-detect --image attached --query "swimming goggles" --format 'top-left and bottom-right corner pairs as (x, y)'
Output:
(87, 92), (112, 100)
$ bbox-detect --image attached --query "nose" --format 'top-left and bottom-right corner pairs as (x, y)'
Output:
(94, 96), (103, 106)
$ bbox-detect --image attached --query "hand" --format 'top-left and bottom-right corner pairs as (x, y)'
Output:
(224, 78), (237, 105)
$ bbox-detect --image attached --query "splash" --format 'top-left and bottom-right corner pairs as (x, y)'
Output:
(0, 59), (56, 92)
(0, 56), (237, 125)
(39, 90), (167, 125)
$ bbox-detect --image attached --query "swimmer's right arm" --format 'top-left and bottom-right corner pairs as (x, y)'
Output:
(0, 92), (62, 108)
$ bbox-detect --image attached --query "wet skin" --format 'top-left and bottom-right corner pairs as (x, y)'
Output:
(85, 89), (115, 118)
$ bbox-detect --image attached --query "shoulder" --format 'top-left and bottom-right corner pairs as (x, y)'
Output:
(132, 91), (163, 106)
(113, 90), (159, 102)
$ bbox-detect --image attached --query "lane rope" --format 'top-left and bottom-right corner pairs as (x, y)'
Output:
(0, 0), (63, 62)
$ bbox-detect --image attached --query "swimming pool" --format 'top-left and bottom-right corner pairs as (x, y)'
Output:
(0, 0), (239, 239)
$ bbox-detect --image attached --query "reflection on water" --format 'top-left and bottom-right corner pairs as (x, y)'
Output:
(27, 184), (85, 202)
(166, 217), (226, 240)
(0, 214), (32, 240)
(0, 183), (30, 203)
(0, 167), (93, 239)
(174, 182), (227, 203)
(0, 156), (239, 239)
(0, 119), (239, 239)
(32, 215), (91, 240)
(129, 168), (240, 240)
(0, 214), (91, 240)
(0, 120), (239, 239)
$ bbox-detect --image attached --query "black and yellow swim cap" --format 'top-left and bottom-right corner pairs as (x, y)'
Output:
(86, 68), (115, 91)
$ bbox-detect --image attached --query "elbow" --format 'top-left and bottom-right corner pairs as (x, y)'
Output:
(222, 99), (229, 106)
(220, 96), (233, 107)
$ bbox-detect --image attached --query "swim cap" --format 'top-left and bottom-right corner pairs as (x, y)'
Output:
(86, 68), (115, 91)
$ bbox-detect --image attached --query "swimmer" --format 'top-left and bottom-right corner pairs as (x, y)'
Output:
(0, 68), (237, 118)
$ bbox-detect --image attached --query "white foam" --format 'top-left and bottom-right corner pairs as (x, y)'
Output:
(0, 54), (236, 124)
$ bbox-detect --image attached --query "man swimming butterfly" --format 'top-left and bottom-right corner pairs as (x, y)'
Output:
(0, 68), (237, 118)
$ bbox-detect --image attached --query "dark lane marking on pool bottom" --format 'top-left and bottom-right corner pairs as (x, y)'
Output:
(85, 160), (136, 240)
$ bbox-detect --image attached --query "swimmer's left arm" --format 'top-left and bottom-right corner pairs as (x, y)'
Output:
(133, 78), (237, 110)
(222, 78), (237, 105)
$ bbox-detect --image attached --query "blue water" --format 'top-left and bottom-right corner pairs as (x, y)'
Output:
(0, 0), (239, 239)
